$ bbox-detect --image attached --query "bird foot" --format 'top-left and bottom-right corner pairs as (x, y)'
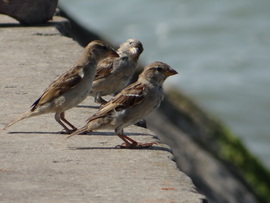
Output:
(115, 142), (157, 149)
(95, 97), (108, 105)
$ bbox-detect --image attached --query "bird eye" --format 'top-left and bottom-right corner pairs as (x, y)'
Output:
(156, 67), (162, 72)
(101, 45), (107, 50)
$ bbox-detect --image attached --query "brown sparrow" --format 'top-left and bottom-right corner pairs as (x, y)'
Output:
(67, 61), (178, 148)
(90, 38), (143, 104)
(3, 40), (118, 133)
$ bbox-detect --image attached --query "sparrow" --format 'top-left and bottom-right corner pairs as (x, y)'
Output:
(67, 61), (178, 148)
(3, 40), (119, 133)
(90, 38), (144, 104)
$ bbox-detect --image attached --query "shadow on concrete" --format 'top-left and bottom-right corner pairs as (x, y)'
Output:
(76, 105), (100, 109)
(7, 131), (150, 136)
(8, 131), (61, 135)
(68, 145), (171, 153)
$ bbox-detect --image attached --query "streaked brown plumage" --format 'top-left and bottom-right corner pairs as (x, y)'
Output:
(67, 61), (178, 148)
(90, 38), (143, 104)
(3, 40), (118, 133)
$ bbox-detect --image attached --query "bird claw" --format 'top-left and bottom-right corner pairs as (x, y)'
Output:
(115, 142), (157, 149)
(95, 97), (108, 104)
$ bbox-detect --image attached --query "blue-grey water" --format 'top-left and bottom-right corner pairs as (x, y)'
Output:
(59, 0), (270, 168)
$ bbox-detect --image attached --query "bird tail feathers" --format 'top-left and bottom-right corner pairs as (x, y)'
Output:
(66, 126), (88, 139)
(3, 110), (33, 130)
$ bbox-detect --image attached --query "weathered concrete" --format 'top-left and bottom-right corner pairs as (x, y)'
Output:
(57, 7), (270, 203)
(0, 15), (206, 202)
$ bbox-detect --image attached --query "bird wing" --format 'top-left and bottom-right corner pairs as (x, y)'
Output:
(94, 57), (116, 80)
(31, 65), (84, 110)
(86, 82), (146, 122)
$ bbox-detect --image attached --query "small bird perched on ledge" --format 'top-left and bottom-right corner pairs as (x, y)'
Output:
(90, 38), (144, 104)
(67, 61), (178, 148)
(3, 40), (118, 133)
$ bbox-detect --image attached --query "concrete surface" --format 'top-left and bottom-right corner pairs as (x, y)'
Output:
(0, 15), (206, 202)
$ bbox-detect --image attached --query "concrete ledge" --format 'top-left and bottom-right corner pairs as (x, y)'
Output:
(0, 15), (205, 202)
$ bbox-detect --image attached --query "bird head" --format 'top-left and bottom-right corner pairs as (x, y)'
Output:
(117, 38), (144, 57)
(139, 61), (178, 85)
(84, 40), (119, 61)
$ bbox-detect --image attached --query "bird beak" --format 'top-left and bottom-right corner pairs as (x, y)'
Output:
(165, 68), (178, 76)
(130, 47), (139, 54)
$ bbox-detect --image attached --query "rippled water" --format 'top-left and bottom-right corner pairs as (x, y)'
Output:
(59, 0), (270, 167)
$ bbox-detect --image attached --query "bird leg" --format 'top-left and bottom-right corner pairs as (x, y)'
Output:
(60, 112), (77, 131)
(116, 134), (156, 149)
(55, 112), (76, 134)
(94, 92), (108, 104)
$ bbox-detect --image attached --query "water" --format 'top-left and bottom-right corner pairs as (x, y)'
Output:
(59, 0), (270, 168)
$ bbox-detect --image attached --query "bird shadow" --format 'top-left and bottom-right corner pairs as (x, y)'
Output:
(76, 105), (100, 109)
(7, 131), (150, 137)
(68, 145), (171, 153)
(78, 131), (149, 136)
(67, 133), (165, 152)
(7, 131), (61, 135)
(7, 131), (168, 152)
